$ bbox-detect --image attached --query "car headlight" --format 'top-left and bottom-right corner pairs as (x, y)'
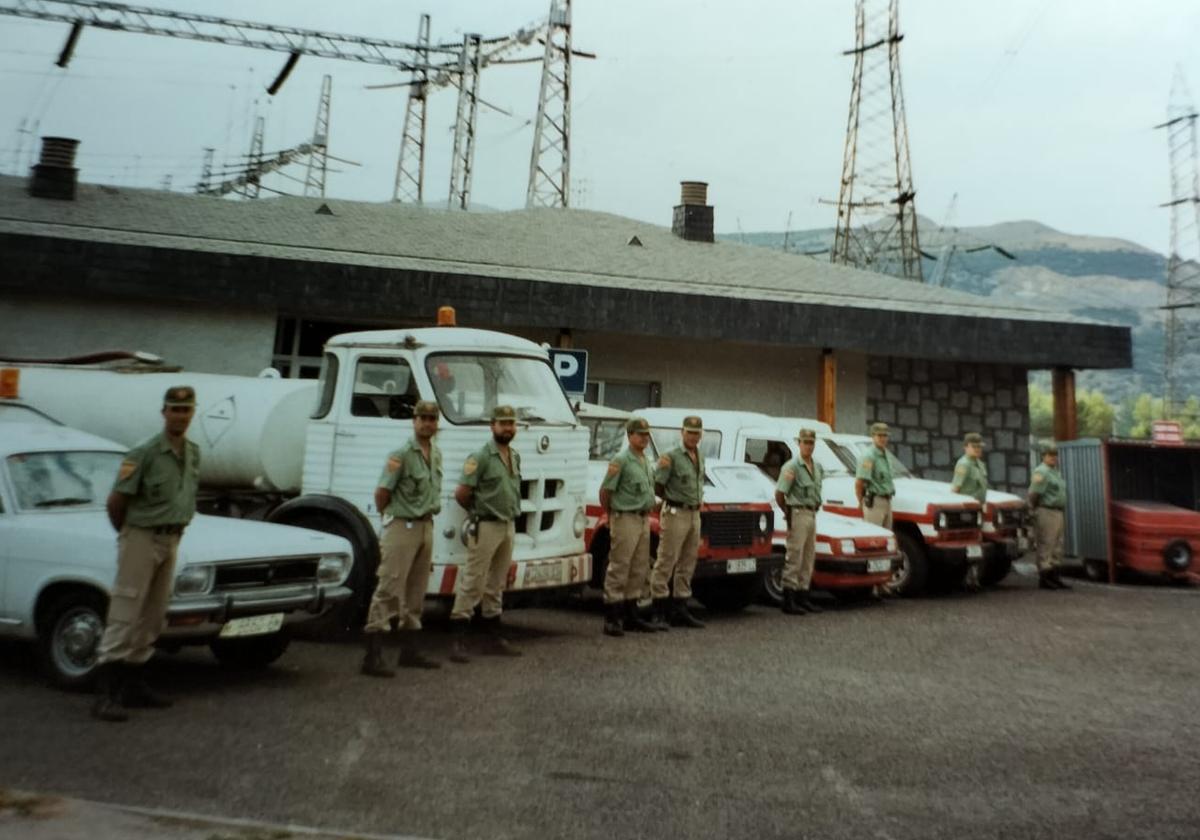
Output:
(840, 539), (856, 555)
(886, 536), (897, 552)
(975, 511), (983, 527)
(317, 553), (352, 585)
(174, 564), (214, 596)
(936, 512), (948, 529)
(815, 541), (833, 555)
(757, 513), (769, 534)
(573, 507), (587, 538)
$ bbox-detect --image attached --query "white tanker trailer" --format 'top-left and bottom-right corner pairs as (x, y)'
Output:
(3, 321), (593, 630)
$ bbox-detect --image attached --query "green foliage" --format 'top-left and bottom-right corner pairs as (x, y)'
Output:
(1126, 394), (1200, 439)
(1028, 384), (1116, 439)
(1029, 384), (1053, 438)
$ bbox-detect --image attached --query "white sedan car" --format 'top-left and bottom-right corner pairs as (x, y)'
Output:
(0, 423), (354, 688)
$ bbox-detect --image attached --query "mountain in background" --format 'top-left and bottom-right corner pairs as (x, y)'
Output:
(721, 219), (1191, 405)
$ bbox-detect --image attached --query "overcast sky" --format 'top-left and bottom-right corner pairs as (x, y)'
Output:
(2, 0), (1199, 253)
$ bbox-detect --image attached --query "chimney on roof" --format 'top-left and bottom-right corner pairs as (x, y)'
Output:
(29, 136), (80, 201)
(672, 180), (713, 243)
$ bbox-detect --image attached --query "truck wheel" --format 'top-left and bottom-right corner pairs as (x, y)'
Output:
(37, 589), (106, 691)
(758, 565), (785, 607)
(887, 532), (930, 597)
(287, 512), (369, 637)
(209, 631), (290, 670)
(692, 575), (759, 612)
(981, 555), (1013, 587)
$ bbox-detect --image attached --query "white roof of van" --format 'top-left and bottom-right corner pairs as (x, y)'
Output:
(326, 327), (546, 354)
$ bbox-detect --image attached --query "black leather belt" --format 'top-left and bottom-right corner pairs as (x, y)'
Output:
(393, 514), (433, 523)
(1042, 505), (1064, 511)
(147, 524), (184, 535)
(874, 494), (894, 500)
(789, 505), (818, 511)
(665, 500), (700, 510)
(614, 510), (650, 517)
(476, 514), (510, 523)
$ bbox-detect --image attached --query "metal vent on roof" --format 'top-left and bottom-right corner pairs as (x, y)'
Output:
(315, 203), (334, 215)
(627, 235), (643, 247)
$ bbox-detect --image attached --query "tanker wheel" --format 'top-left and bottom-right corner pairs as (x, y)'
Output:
(284, 512), (370, 639)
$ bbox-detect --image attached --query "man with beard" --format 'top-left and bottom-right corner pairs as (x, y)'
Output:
(448, 405), (524, 663)
(360, 400), (444, 678)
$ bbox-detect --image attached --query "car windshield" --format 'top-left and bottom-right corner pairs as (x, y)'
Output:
(833, 440), (914, 478)
(582, 418), (659, 461)
(6, 450), (122, 511)
(425, 353), (576, 426)
(649, 427), (722, 459)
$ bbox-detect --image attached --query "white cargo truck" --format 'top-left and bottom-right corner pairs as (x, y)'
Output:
(4, 322), (592, 629)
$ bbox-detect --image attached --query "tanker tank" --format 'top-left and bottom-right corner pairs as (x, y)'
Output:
(13, 367), (317, 493)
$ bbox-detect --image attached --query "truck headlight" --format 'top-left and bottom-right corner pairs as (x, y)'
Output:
(174, 564), (214, 596)
(886, 536), (897, 552)
(573, 507), (587, 538)
(757, 514), (769, 534)
(317, 553), (352, 585)
(936, 512), (948, 529)
(840, 539), (856, 555)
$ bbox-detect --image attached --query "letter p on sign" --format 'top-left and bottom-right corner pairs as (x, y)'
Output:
(550, 349), (588, 395)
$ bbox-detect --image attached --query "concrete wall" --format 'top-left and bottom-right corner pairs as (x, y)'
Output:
(867, 356), (1031, 492)
(1, 295), (276, 377)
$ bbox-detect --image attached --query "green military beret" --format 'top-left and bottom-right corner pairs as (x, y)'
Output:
(414, 399), (440, 418)
(963, 432), (984, 445)
(682, 415), (703, 432)
(796, 428), (817, 442)
(163, 385), (196, 407)
(626, 417), (650, 434)
(492, 405), (517, 421)
(869, 422), (890, 436)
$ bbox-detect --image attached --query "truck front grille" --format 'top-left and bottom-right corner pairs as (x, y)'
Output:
(702, 511), (761, 549)
(214, 558), (319, 591)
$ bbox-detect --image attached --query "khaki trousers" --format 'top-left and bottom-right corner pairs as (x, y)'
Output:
(365, 519), (434, 633)
(650, 508), (701, 600)
(782, 509), (817, 591)
(451, 520), (515, 621)
(1034, 508), (1065, 572)
(603, 512), (652, 604)
(97, 526), (180, 665)
(863, 497), (893, 531)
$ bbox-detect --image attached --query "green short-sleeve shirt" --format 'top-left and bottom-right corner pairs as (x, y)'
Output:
(377, 438), (442, 519)
(601, 448), (655, 512)
(855, 445), (895, 496)
(654, 446), (705, 507)
(776, 457), (824, 508)
(460, 440), (522, 521)
(112, 432), (200, 528)
(951, 455), (989, 505)
(1030, 464), (1067, 509)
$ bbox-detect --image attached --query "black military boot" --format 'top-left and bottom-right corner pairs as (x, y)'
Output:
(91, 663), (129, 723)
(648, 599), (671, 632)
(799, 589), (824, 614)
(397, 629), (441, 669)
(602, 602), (625, 637)
(782, 589), (806, 615)
(448, 619), (471, 664)
(123, 666), (174, 708)
(623, 601), (658, 633)
(670, 598), (706, 629)
(360, 632), (396, 678)
(1050, 569), (1072, 590)
(481, 616), (522, 657)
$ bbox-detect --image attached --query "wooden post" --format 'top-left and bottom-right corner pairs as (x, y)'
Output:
(817, 348), (837, 431)
(1052, 367), (1077, 441)
(556, 328), (573, 349)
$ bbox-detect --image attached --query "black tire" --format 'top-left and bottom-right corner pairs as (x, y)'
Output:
(981, 555), (1013, 587)
(888, 531), (930, 597)
(1084, 559), (1108, 582)
(36, 588), (106, 691)
(692, 575), (759, 612)
(758, 563), (785, 607)
(283, 512), (368, 637)
(209, 630), (290, 670)
(589, 528), (611, 590)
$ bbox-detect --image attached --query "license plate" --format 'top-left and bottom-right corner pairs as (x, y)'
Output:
(726, 558), (756, 575)
(966, 544), (983, 559)
(523, 561), (563, 586)
(867, 558), (891, 573)
(219, 612), (284, 638)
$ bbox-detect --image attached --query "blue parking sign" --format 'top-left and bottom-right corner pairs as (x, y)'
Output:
(550, 349), (588, 395)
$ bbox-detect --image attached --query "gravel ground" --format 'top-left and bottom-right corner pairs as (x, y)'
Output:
(2, 570), (1199, 840)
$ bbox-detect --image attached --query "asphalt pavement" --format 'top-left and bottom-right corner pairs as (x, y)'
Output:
(3, 569), (1199, 840)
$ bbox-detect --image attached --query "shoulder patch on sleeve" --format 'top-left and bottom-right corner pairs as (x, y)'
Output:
(782, 467), (796, 481)
(118, 459), (138, 481)
(862, 457), (873, 470)
(657, 455), (672, 469)
(1032, 473), (1044, 484)
(386, 456), (402, 473)
(463, 457), (478, 476)
(954, 464), (967, 476)
(606, 461), (621, 478)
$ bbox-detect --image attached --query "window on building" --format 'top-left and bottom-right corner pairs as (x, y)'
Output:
(584, 379), (661, 411)
(273, 316), (407, 379)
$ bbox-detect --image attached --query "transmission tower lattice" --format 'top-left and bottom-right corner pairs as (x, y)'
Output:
(303, 75), (332, 198)
(195, 146), (214, 194)
(393, 13), (431, 203)
(526, 0), (572, 209)
(831, 0), (922, 281)
(244, 116), (266, 199)
(448, 34), (483, 210)
(1157, 69), (1200, 414)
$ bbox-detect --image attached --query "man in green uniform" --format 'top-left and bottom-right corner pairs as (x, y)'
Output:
(361, 400), (443, 678)
(774, 428), (824, 616)
(649, 415), (705, 629)
(599, 417), (658, 637)
(855, 422), (895, 532)
(448, 405), (523, 662)
(950, 432), (988, 589)
(1028, 443), (1070, 591)
(93, 385), (200, 722)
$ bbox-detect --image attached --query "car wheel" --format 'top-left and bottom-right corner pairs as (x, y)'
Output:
(887, 532), (930, 597)
(692, 575), (759, 612)
(38, 589), (106, 691)
(209, 631), (290, 670)
(758, 564), (785, 607)
(981, 555), (1013, 587)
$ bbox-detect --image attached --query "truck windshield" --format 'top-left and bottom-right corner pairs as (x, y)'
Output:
(830, 440), (914, 478)
(6, 450), (122, 511)
(582, 418), (659, 461)
(426, 354), (576, 426)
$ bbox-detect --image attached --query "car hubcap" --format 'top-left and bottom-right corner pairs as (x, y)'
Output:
(886, 551), (911, 594)
(55, 608), (102, 675)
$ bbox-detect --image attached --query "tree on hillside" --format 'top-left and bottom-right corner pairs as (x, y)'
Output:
(1128, 394), (1200, 440)
(1027, 385), (1115, 438)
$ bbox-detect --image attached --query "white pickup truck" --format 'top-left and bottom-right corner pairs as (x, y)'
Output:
(0, 422), (354, 688)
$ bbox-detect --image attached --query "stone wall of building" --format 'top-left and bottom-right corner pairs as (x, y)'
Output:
(867, 356), (1030, 492)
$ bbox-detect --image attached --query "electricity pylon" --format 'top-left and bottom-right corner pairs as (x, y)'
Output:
(447, 33), (483, 210)
(303, 75), (332, 198)
(526, 0), (572, 208)
(392, 13), (431, 204)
